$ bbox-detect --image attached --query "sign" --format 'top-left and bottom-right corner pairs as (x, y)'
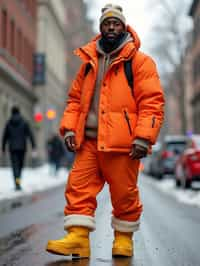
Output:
(32, 53), (46, 85)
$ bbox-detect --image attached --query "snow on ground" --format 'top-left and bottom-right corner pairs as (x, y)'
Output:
(152, 175), (200, 207)
(1, 165), (200, 209)
(0, 165), (69, 201)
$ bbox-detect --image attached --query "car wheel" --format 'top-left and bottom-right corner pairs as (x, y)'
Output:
(157, 173), (163, 180)
(182, 178), (191, 189)
(185, 179), (191, 189)
(176, 179), (181, 187)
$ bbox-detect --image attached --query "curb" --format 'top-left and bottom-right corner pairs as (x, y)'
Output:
(0, 183), (65, 215)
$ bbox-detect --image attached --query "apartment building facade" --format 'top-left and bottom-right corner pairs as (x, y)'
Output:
(35, 0), (67, 161)
(65, 0), (94, 86)
(0, 0), (37, 144)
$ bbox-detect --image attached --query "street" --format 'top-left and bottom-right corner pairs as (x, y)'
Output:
(0, 174), (200, 266)
(0, 0), (199, 265)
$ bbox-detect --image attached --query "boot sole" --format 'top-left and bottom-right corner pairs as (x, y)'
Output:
(112, 247), (133, 257)
(46, 242), (90, 258)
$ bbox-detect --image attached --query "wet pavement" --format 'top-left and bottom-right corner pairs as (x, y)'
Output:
(0, 175), (200, 265)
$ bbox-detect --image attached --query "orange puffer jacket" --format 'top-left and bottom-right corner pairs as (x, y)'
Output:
(60, 25), (165, 152)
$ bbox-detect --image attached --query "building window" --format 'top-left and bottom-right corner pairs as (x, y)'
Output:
(23, 36), (26, 67)
(28, 0), (31, 15)
(17, 29), (22, 63)
(27, 41), (30, 72)
(10, 20), (15, 56)
(24, 37), (29, 70)
(32, 0), (36, 18)
(2, 10), (7, 49)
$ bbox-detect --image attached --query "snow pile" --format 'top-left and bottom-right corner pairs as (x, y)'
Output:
(0, 165), (68, 201)
(155, 177), (200, 207)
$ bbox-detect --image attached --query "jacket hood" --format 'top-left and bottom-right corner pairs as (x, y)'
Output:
(9, 113), (24, 127)
(126, 25), (141, 50)
(74, 25), (141, 62)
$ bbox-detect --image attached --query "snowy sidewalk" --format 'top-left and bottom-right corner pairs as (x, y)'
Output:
(0, 165), (69, 213)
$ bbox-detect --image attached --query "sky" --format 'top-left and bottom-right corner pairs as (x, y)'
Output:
(83, 0), (193, 56)
(83, 0), (151, 52)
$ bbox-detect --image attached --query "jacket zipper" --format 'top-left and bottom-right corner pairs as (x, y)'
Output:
(152, 116), (156, 128)
(123, 110), (132, 136)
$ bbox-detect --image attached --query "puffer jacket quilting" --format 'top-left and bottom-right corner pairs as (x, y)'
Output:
(60, 25), (165, 152)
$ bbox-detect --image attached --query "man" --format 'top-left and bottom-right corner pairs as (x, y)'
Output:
(46, 4), (165, 258)
(2, 106), (36, 190)
(47, 133), (65, 175)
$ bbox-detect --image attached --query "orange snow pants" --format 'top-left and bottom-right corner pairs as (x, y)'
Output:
(64, 139), (143, 222)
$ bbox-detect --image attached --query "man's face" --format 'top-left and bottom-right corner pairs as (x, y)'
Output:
(100, 18), (125, 42)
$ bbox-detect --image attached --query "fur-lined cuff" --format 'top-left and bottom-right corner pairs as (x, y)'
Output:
(64, 214), (95, 231)
(111, 216), (140, 233)
(64, 131), (75, 139)
(133, 138), (149, 149)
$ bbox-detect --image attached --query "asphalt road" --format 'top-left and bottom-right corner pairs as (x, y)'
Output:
(0, 174), (200, 266)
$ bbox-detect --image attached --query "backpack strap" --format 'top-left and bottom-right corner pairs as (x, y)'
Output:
(84, 60), (134, 96)
(124, 59), (134, 96)
(84, 63), (92, 76)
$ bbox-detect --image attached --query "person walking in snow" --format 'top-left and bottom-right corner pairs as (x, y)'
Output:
(2, 106), (36, 190)
(46, 4), (165, 258)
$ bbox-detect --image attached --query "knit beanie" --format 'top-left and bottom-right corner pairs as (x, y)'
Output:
(100, 4), (126, 26)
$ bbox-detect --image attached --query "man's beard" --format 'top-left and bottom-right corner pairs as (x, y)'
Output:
(100, 31), (126, 53)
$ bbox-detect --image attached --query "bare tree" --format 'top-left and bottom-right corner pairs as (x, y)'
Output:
(146, 0), (192, 134)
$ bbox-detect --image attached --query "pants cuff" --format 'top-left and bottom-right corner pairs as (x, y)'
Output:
(111, 216), (140, 233)
(64, 214), (95, 231)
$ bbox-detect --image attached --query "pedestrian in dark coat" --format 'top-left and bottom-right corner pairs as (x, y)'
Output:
(47, 133), (65, 175)
(2, 106), (36, 190)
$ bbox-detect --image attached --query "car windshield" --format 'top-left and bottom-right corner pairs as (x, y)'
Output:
(166, 142), (186, 154)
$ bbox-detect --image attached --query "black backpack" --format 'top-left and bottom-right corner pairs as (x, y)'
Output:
(84, 59), (134, 96)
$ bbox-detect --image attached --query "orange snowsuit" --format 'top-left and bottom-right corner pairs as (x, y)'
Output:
(60, 26), (165, 232)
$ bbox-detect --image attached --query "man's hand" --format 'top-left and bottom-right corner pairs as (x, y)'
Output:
(64, 135), (77, 152)
(129, 144), (148, 160)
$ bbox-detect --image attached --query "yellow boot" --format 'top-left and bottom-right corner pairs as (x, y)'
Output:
(46, 226), (90, 257)
(15, 178), (22, 190)
(112, 231), (133, 257)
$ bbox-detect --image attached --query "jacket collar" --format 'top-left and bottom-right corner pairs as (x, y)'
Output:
(74, 25), (141, 64)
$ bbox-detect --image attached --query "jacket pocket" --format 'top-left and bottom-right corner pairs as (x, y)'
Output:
(106, 111), (137, 149)
(151, 116), (156, 128)
(123, 109), (132, 136)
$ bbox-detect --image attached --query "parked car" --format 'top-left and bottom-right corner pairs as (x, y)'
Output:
(151, 135), (187, 179)
(144, 142), (161, 176)
(175, 135), (200, 188)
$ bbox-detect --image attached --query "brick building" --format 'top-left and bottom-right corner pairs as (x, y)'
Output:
(189, 0), (200, 132)
(0, 0), (37, 163)
(65, 0), (94, 86)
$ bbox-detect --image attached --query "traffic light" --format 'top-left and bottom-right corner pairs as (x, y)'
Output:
(34, 112), (43, 123)
(46, 109), (56, 120)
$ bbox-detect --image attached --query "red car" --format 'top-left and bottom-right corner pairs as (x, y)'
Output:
(175, 135), (200, 188)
